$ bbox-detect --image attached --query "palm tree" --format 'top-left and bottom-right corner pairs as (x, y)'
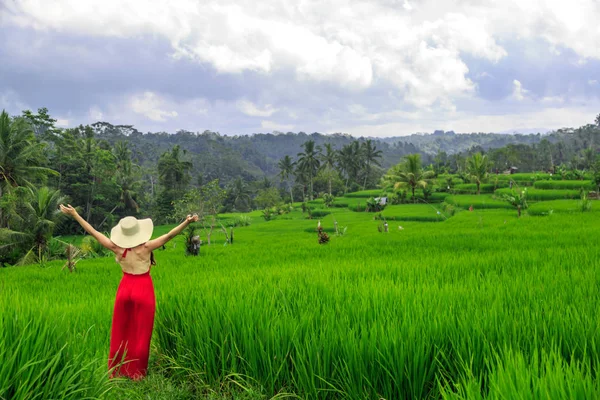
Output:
(320, 143), (337, 195)
(277, 155), (295, 203)
(158, 145), (192, 192)
(296, 140), (321, 200)
(0, 186), (66, 265)
(337, 142), (361, 193)
(228, 177), (252, 211)
(466, 153), (490, 195)
(361, 140), (382, 189)
(595, 113), (600, 128)
(384, 154), (434, 203)
(0, 111), (58, 228)
(582, 148), (596, 170)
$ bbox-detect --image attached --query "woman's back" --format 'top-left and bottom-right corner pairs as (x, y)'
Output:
(115, 246), (152, 275)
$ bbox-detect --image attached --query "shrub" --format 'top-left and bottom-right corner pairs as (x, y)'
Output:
(234, 215), (252, 227)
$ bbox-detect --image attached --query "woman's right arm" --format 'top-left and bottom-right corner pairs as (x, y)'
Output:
(59, 204), (118, 252)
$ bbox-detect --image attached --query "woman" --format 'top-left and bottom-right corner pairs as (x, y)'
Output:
(59, 204), (198, 380)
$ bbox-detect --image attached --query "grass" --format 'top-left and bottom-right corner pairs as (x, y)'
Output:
(495, 188), (581, 201)
(343, 190), (386, 198)
(2, 200), (600, 399)
(381, 204), (450, 221)
(533, 180), (595, 190)
(528, 200), (596, 216)
(445, 194), (514, 209)
(453, 183), (508, 194)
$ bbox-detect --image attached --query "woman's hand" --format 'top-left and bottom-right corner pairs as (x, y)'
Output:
(186, 214), (199, 223)
(59, 204), (78, 217)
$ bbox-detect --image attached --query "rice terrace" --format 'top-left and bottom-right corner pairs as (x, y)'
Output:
(3, 1), (600, 399)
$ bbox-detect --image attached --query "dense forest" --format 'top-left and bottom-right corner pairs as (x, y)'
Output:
(1, 107), (599, 266)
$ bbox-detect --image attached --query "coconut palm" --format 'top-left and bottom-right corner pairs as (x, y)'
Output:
(337, 142), (361, 193)
(361, 139), (382, 189)
(466, 153), (490, 195)
(277, 155), (295, 203)
(158, 145), (192, 192)
(320, 143), (337, 195)
(296, 140), (321, 200)
(0, 110), (58, 227)
(384, 154), (434, 203)
(0, 186), (66, 265)
(228, 177), (252, 211)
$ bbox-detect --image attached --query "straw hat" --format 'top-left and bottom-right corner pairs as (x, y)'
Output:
(110, 216), (153, 248)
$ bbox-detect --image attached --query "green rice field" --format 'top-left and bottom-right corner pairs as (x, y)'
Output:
(2, 191), (600, 399)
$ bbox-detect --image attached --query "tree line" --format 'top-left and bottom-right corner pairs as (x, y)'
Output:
(1, 107), (599, 266)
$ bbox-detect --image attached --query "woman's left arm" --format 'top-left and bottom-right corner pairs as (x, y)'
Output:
(145, 214), (198, 251)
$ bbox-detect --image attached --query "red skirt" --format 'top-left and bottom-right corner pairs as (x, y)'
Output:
(108, 270), (155, 380)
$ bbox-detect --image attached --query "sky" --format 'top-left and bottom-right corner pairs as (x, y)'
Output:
(1, 0), (600, 137)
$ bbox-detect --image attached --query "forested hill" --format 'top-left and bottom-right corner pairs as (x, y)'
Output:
(90, 122), (547, 183)
(378, 130), (543, 155)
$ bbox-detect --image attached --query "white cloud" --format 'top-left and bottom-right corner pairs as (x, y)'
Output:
(512, 79), (529, 101)
(261, 120), (294, 131)
(0, 0), (516, 108)
(130, 92), (178, 122)
(89, 106), (103, 121)
(56, 118), (70, 127)
(0, 90), (30, 114)
(589, 79), (598, 86)
(338, 103), (599, 137)
(237, 100), (278, 117)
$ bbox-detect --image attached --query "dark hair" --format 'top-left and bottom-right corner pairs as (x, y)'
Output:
(150, 251), (156, 266)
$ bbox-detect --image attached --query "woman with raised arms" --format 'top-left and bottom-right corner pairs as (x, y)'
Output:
(59, 204), (198, 380)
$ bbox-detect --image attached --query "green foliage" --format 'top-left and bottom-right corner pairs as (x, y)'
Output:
(310, 210), (331, 218)
(80, 236), (111, 258)
(381, 204), (448, 221)
(6, 209), (600, 398)
(445, 195), (514, 209)
(0, 186), (67, 265)
(344, 190), (385, 198)
(495, 188), (580, 201)
(383, 153), (434, 203)
(184, 225), (201, 256)
(454, 182), (508, 194)
(579, 189), (592, 212)
(262, 208), (273, 221)
(254, 187), (281, 209)
(172, 179), (227, 223)
(528, 200), (597, 216)
(533, 180), (595, 190)
(233, 215), (252, 227)
(501, 189), (528, 217)
(365, 197), (386, 212)
(322, 193), (335, 208)
(466, 152), (490, 195)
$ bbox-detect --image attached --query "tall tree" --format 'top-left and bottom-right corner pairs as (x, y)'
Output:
(0, 186), (66, 265)
(0, 111), (57, 228)
(595, 113), (600, 128)
(337, 141), (361, 193)
(384, 153), (434, 203)
(296, 140), (321, 200)
(227, 177), (252, 211)
(360, 140), (382, 189)
(320, 143), (337, 195)
(466, 153), (490, 195)
(277, 155), (295, 203)
(158, 145), (192, 192)
(156, 145), (193, 222)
